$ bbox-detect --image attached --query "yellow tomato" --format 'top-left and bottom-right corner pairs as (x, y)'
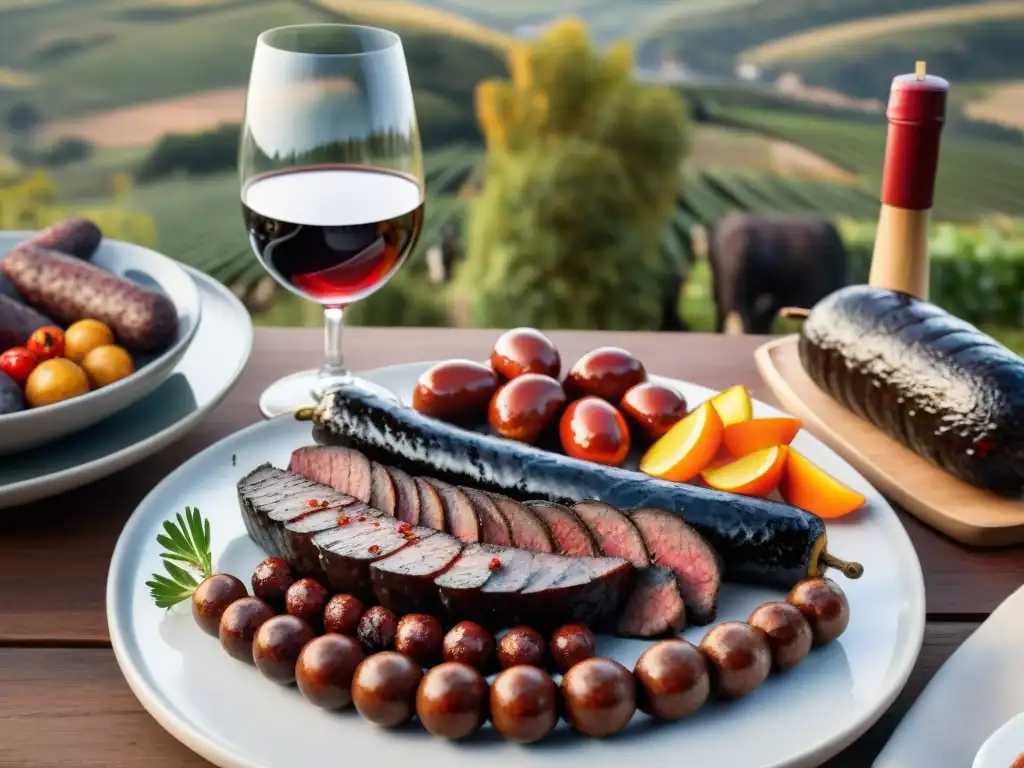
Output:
(24, 358), (90, 407)
(64, 319), (116, 363)
(81, 344), (135, 388)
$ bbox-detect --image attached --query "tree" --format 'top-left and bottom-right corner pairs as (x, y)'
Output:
(456, 19), (692, 329)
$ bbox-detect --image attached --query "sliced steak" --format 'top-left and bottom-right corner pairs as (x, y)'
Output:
(525, 501), (598, 556)
(514, 552), (633, 630)
(425, 478), (480, 543)
(414, 477), (446, 532)
(315, 520), (435, 599)
(279, 508), (354, 579)
(616, 565), (686, 638)
(289, 445), (372, 503)
(438, 545), (535, 627)
(485, 492), (553, 553)
(571, 500), (650, 566)
(461, 487), (512, 547)
(385, 465), (420, 525)
(628, 507), (722, 625)
(371, 533), (463, 615)
(368, 462), (397, 516)
(435, 543), (510, 625)
(237, 463), (357, 555)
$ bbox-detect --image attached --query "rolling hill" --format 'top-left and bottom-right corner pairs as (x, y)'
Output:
(633, 0), (1024, 97)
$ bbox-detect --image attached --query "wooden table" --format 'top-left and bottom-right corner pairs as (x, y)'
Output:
(1, 328), (1018, 767)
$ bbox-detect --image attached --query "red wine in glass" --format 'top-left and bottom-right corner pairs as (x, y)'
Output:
(242, 164), (424, 305)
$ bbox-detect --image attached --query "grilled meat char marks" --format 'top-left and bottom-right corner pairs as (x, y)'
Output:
(238, 464), (634, 634)
(316, 522), (437, 600)
(371, 534), (463, 615)
(236, 463), (357, 559)
(313, 386), (826, 588)
(283, 445), (722, 632)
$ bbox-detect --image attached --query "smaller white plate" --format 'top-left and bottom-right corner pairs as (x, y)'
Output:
(974, 712), (1024, 768)
(874, 584), (1024, 768)
(0, 266), (250, 509)
(0, 231), (202, 455)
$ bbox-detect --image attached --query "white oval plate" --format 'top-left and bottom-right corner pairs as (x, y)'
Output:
(0, 231), (201, 455)
(975, 712), (1024, 768)
(108, 366), (925, 768)
(0, 266), (249, 509)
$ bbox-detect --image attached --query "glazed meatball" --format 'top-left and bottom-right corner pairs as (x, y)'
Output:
(699, 622), (772, 700)
(550, 623), (596, 673)
(192, 574), (248, 636)
(285, 578), (330, 628)
(634, 639), (709, 721)
(323, 594), (364, 636)
(296, 634), (366, 710)
(561, 658), (636, 738)
(442, 621), (495, 673)
(394, 614), (444, 667)
(250, 558), (294, 610)
(787, 578), (850, 646)
(497, 626), (546, 670)
(218, 597), (276, 664)
(357, 606), (398, 654)
(490, 665), (559, 744)
(748, 601), (814, 671)
(352, 651), (423, 728)
(416, 663), (489, 740)
(252, 615), (314, 684)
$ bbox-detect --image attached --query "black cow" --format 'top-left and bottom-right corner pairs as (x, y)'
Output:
(706, 213), (848, 334)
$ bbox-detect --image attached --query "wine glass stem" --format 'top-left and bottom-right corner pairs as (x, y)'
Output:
(314, 306), (351, 399)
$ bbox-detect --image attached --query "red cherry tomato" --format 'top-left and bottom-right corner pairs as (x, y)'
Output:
(559, 397), (631, 466)
(0, 346), (38, 386)
(26, 326), (65, 361)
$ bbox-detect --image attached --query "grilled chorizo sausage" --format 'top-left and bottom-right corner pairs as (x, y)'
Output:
(2, 244), (178, 353)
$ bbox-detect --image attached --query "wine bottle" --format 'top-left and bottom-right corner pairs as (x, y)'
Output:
(868, 60), (949, 300)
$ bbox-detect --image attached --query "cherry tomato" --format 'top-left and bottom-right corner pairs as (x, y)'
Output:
(26, 326), (65, 361)
(0, 346), (37, 386)
(559, 397), (631, 466)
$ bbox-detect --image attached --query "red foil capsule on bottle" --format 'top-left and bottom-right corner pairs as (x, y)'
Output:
(880, 63), (949, 211)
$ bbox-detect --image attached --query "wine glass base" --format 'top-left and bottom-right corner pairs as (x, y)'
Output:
(257, 369), (400, 420)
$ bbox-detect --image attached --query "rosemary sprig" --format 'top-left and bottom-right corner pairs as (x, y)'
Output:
(146, 507), (214, 610)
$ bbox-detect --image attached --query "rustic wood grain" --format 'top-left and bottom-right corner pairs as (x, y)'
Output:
(1, 329), (1022, 643)
(0, 624), (971, 768)
(758, 335), (1024, 546)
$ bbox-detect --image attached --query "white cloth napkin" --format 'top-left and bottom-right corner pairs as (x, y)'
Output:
(874, 584), (1024, 767)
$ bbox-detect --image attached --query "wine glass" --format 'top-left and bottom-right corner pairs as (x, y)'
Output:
(239, 24), (424, 418)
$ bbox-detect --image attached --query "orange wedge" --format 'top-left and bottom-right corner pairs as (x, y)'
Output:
(722, 417), (803, 457)
(640, 400), (724, 483)
(780, 448), (866, 518)
(700, 445), (788, 497)
(708, 385), (753, 427)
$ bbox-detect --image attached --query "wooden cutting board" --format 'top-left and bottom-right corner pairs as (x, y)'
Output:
(755, 334), (1024, 546)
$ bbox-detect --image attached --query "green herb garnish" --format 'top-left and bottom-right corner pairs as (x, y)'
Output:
(146, 507), (213, 609)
